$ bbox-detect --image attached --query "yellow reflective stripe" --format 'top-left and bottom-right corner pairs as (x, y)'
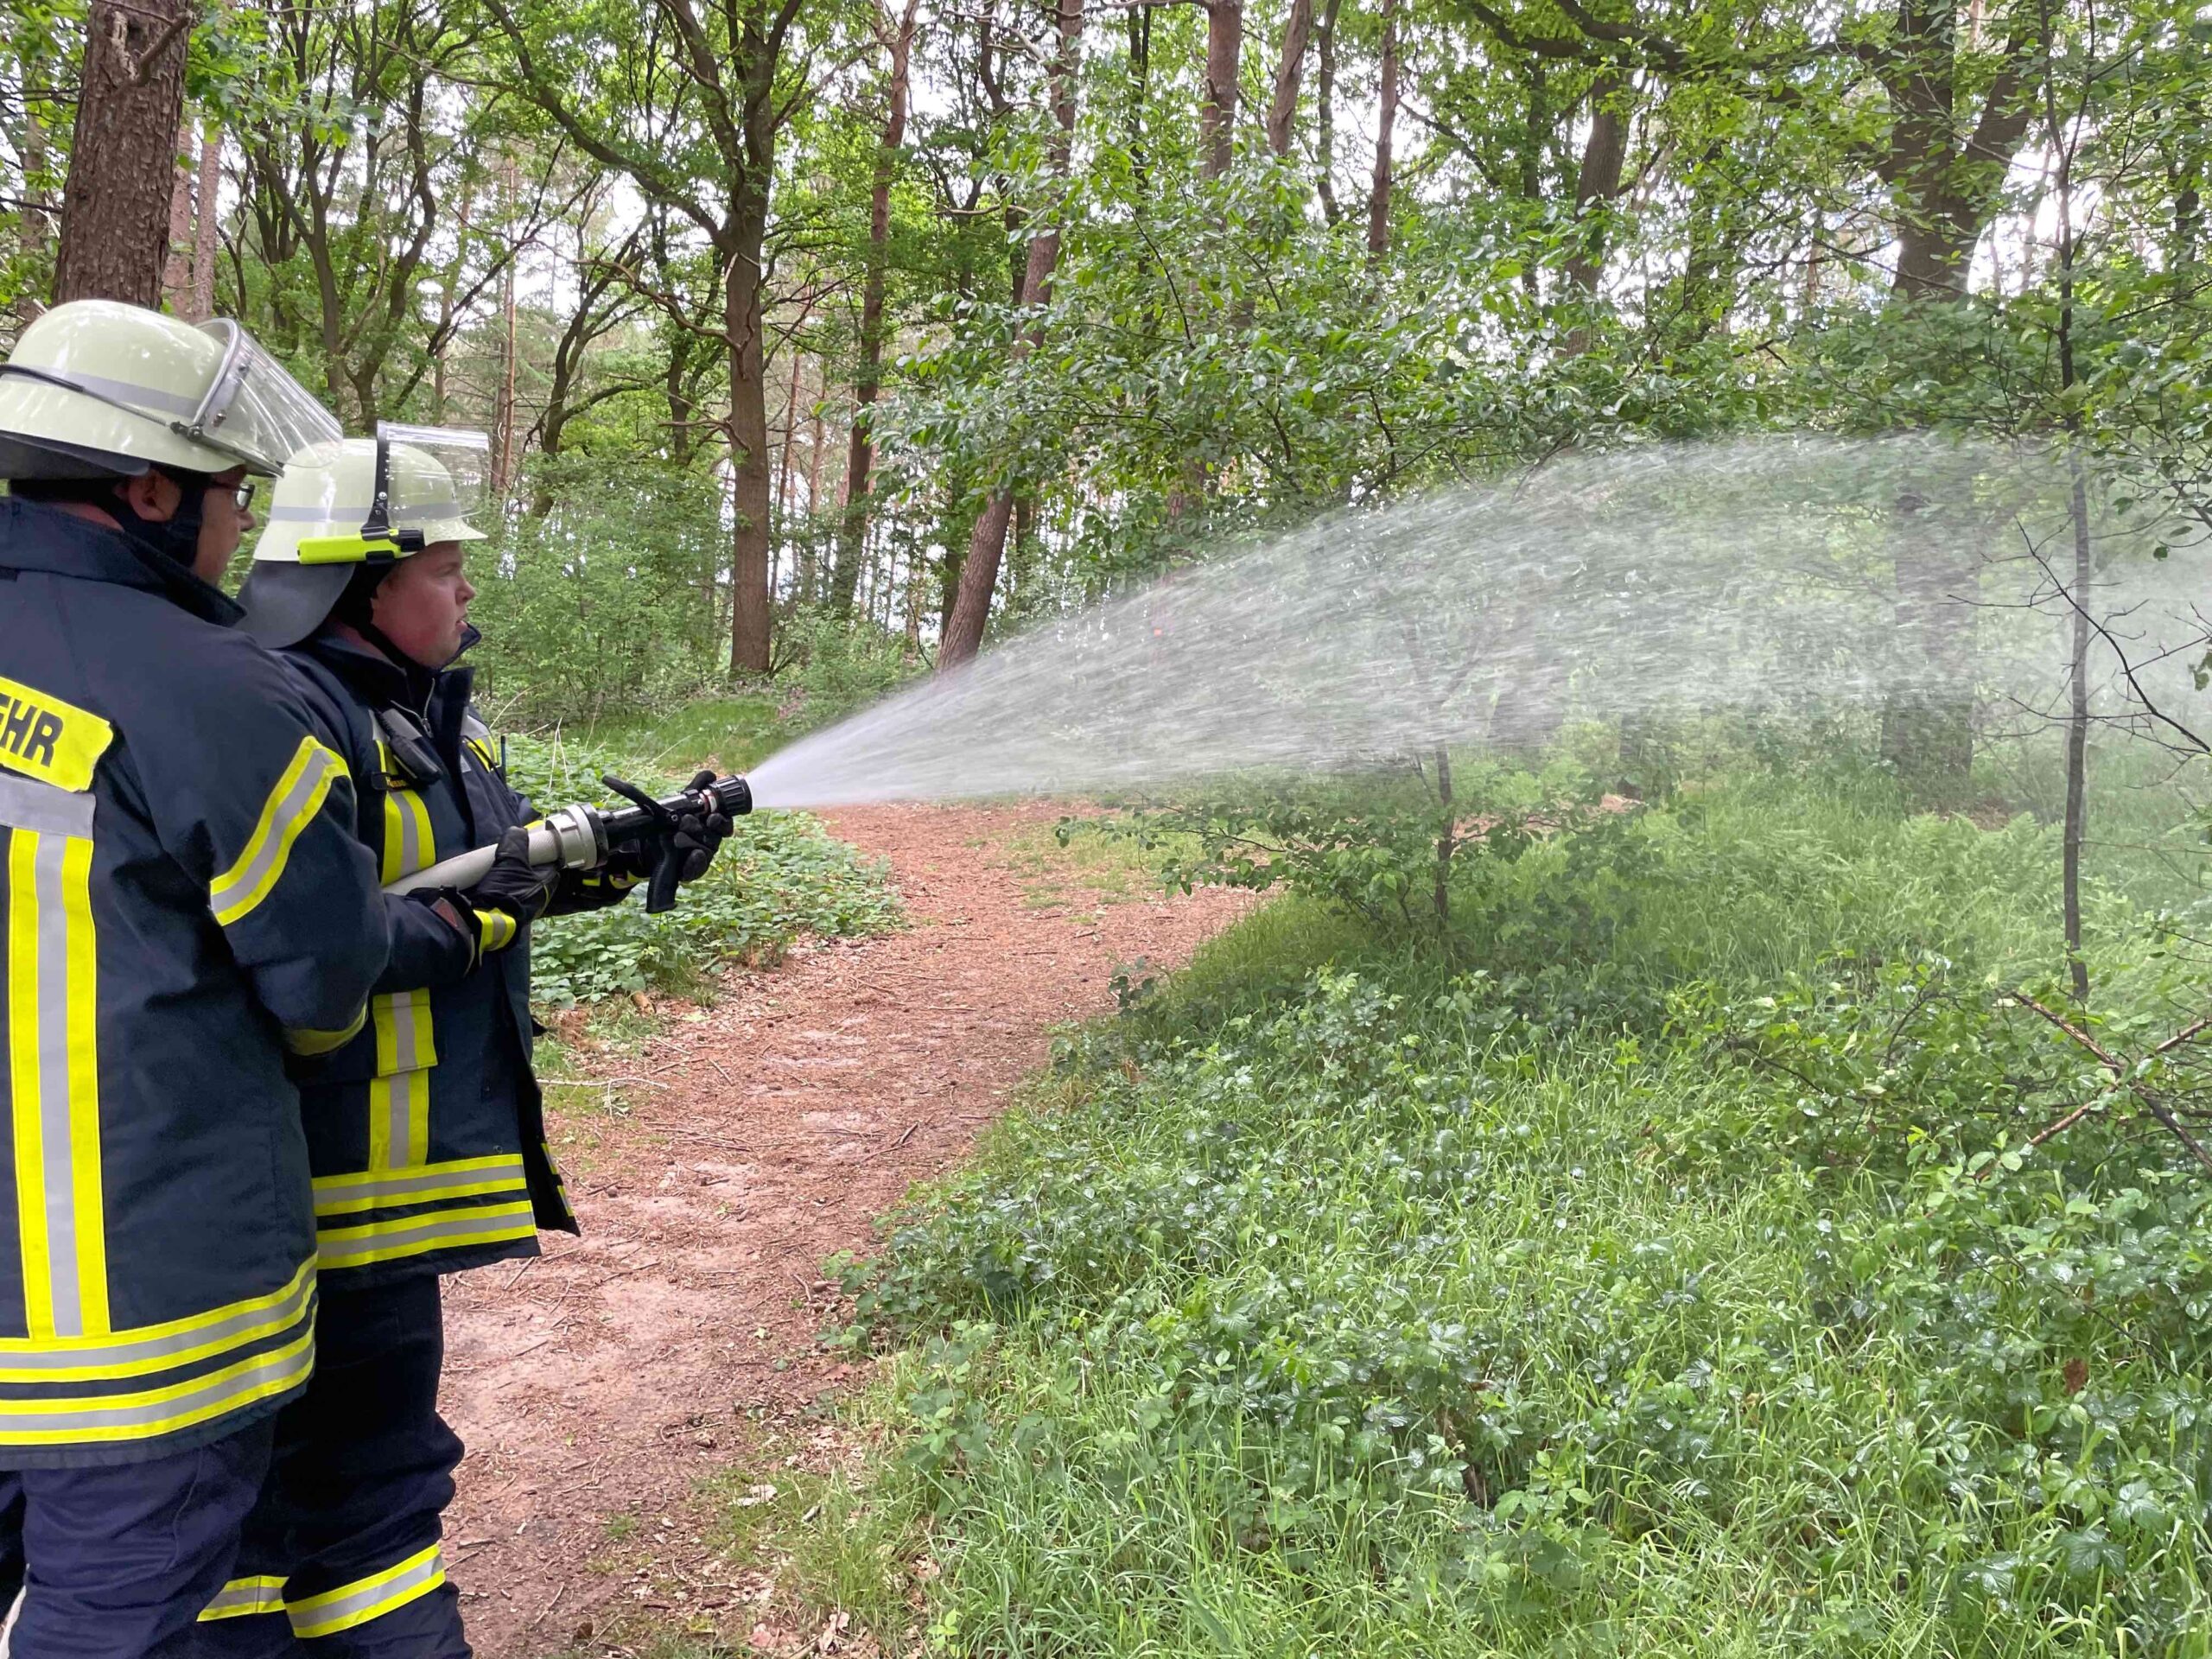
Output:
(367, 989), (435, 1170)
(317, 1201), (537, 1272)
(7, 829), (105, 1338)
(284, 1002), (367, 1058)
(60, 836), (104, 1334)
(0, 675), (112, 793)
(0, 1328), (312, 1447)
(312, 1154), (527, 1217)
(0, 1261), (313, 1382)
(286, 1544), (446, 1639)
(199, 1575), (288, 1622)
(378, 783), (435, 883)
(210, 738), (345, 927)
(475, 907), (516, 954)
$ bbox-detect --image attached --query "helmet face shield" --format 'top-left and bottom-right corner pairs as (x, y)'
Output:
(256, 426), (492, 567)
(374, 423), (489, 542)
(187, 321), (344, 476)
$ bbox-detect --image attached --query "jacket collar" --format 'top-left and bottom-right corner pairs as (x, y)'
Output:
(296, 627), (474, 720)
(0, 496), (243, 626)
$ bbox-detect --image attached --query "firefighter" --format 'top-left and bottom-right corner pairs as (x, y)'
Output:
(0, 300), (389, 1656)
(199, 430), (727, 1655)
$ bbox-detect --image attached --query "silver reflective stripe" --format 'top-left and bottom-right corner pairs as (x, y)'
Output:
(0, 1268), (312, 1375)
(289, 1546), (445, 1637)
(385, 999), (422, 1071)
(214, 747), (339, 920)
(0, 775), (92, 840)
(266, 501), (465, 523)
(391, 796), (423, 876)
(29, 836), (78, 1336)
(0, 1336), (309, 1432)
(315, 1159), (524, 1212)
(383, 1071), (413, 1169)
(58, 368), (200, 417)
(326, 1206), (534, 1261)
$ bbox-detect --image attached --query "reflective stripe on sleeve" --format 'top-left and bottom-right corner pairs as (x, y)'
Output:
(210, 737), (346, 927)
(198, 1576), (288, 1622)
(475, 907), (517, 954)
(311, 1154), (528, 1218)
(316, 1201), (538, 1273)
(7, 827), (107, 1338)
(286, 1544), (447, 1640)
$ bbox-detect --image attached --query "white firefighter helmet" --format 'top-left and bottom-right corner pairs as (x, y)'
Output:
(237, 425), (491, 648)
(0, 300), (341, 480)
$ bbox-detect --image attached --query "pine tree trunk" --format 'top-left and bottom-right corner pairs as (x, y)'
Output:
(726, 213), (777, 675)
(188, 123), (221, 320)
(162, 121), (193, 310)
(54, 0), (194, 307)
(835, 0), (920, 615)
(938, 0), (1082, 671)
(1313, 0), (1342, 223)
(1264, 0), (1313, 157)
(1367, 0), (1398, 259)
(1200, 0), (1243, 179)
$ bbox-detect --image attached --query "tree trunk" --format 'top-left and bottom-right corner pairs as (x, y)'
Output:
(1314, 0), (1343, 222)
(725, 211), (776, 675)
(1199, 0), (1243, 179)
(188, 123), (221, 320)
(1265, 0), (1313, 157)
(1127, 7), (1151, 204)
(162, 121), (193, 310)
(1367, 0), (1398, 258)
(54, 0), (194, 307)
(1563, 75), (1627, 299)
(835, 0), (920, 615)
(2062, 456), (2092, 1002)
(939, 0), (1083, 671)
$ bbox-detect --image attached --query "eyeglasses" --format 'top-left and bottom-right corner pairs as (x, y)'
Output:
(225, 481), (257, 512)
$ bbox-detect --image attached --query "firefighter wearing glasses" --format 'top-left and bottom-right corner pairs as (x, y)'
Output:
(0, 301), (389, 1656)
(195, 431), (727, 1655)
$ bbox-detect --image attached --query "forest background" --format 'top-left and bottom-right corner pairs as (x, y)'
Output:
(9, 0), (2209, 732)
(10, 0), (2212, 1653)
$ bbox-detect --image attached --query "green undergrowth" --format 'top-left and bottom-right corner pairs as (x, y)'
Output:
(504, 728), (900, 1007)
(751, 772), (2212, 1657)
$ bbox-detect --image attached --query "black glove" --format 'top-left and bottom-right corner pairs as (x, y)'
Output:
(668, 769), (733, 885)
(462, 826), (557, 924)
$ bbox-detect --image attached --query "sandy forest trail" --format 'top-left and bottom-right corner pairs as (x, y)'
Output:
(437, 801), (1248, 1656)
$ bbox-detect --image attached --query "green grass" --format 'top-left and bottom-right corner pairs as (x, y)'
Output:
(569, 694), (790, 777)
(742, 766), (2212, 1659)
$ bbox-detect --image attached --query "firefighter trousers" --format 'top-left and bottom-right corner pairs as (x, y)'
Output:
(0, 1417), (275, 1658)
(197, 1275), (468, 1656)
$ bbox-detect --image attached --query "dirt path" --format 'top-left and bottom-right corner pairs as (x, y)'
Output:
(439, 802), (1246, 1656)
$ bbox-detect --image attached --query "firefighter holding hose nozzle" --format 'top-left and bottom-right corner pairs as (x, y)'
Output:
(202, 428), (734, 1655)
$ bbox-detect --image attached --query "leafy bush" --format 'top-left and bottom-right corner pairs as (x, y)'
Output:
(810, 775), (2212, 1656)
(502, 731), (900, 1006)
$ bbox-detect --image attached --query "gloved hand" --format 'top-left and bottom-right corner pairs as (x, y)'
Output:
(669, 769), (734, 885)
(603, 770), (732, 892)
(462, 826), (557, 924)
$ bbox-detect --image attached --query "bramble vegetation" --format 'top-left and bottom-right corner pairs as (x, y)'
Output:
(505, 731), (900, 1007)
(728, 760), (2212, 1656)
